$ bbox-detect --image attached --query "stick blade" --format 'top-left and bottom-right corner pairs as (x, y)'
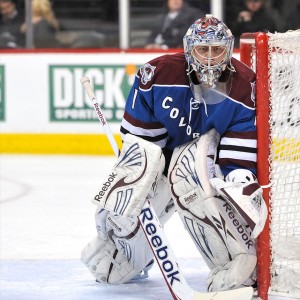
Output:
(193, 286), (253, 300)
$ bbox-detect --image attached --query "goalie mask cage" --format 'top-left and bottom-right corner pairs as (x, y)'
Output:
(240, 31), (300, 300)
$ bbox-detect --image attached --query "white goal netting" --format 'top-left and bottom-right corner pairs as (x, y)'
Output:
(267, 30), (300, 298)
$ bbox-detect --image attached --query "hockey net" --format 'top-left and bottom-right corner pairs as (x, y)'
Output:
(240, 31), (300, 300)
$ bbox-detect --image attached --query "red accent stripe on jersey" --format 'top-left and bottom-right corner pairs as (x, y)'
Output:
(222, 131), (257, 139)
(219, 158), (257, 170)
(124, 111), (164, 129)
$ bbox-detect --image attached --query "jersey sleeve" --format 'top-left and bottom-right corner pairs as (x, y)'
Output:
(120, 67), (168, 148)
(218, 76), (257, 177)
(218, 110), (257, 176)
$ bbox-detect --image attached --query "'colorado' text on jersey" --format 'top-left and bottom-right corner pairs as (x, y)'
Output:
(120, 52), (257, 176)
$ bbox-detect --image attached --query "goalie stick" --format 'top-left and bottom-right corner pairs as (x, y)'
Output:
(81, 76), (253, 300)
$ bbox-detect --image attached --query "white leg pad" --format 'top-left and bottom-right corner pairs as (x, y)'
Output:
(175, 196), (257, 291)
(105, 213), (154, 272)
(82, 175), (175, 284)
(207, 253), (257, 292)
(175, 196), (257, 268)
(81, 236), (142, 284)
(92, 134), (165, 217)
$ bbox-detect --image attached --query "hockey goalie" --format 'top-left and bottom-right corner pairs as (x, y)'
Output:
(81, 14), (268, 293)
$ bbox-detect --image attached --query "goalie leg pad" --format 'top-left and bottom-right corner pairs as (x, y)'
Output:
(207, 253), (257, 292)
(83, 176), (175, 284)
(168, 129), (257, 290)
(151, 174), (176, 225)
(104, 213), (153, 272)
(174, 196), (257, 270)
(168, 129), (221, 215)
(81, 236), (143, 284)
(96, 175), (174, 272)
(82, 214), (154, 284)
(93, 134), (165, 217)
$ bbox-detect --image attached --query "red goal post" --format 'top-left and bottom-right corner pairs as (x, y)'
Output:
(240, 32), (271, 300)
(240, 32), (300, 300)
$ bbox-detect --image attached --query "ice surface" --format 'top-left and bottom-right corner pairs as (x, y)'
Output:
(0, 155), (295, 300)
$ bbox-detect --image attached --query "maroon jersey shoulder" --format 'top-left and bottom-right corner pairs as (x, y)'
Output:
(138, 52), (189, 88)
(229, 57), (256, 108)
(231, 57), (256, 82)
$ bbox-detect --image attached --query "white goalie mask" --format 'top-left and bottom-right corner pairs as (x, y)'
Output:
(183, 14), (234, 87)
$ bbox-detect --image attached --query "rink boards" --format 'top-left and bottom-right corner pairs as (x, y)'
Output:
(0, 50), (298, 158)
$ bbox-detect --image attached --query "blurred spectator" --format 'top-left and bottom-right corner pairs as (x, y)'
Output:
(0, 0), (24, 48)
(285, 2), (300, 30)
(145, 0), (205, 49)
(231, 0), (277, 47)
(20, 0), (60, 48)
(224, 0), (244, 30)
(269, 0), (296, 29)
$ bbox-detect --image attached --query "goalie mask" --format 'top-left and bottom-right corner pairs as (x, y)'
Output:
(183, 14), (234, 87)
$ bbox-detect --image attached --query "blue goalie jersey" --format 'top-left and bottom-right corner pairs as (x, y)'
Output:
(120, 52), (257, 176)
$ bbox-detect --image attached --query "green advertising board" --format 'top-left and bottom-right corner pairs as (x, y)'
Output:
(49, 65), (137, 122)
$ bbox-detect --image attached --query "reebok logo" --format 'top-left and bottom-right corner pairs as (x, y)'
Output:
(93, 146), (148, 211)
(94, 102), (107, 126)
(94, 172), (117, 202)
(107, 216), (122, 232)
(140, 206), (181, 286)
(223, 202), (254, 249)
(184, 192), (197, 205)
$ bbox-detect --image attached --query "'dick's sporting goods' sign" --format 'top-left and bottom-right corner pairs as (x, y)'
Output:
(49, 64), (137, 122)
